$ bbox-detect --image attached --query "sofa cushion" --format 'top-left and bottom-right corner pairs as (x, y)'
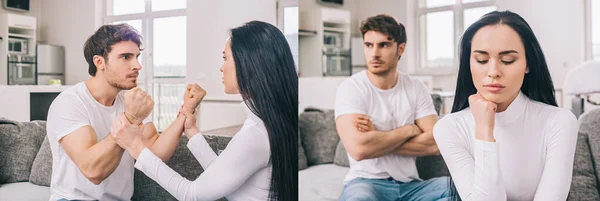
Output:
(132, 135), (231, 201)
(298, 108), (340, 166)
(0, 119), (47, 184)
(29, 135), (53, 186)
(0, 181), (50, 201)
(299, 164), (349, 201)
(568, 132), (600, 201)
(298, 128), (308, 170)
(333, 141), (349, 167)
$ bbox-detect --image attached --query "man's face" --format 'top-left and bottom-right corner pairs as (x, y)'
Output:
(99, 41), (142, 90)
(363, 31), (405, 76)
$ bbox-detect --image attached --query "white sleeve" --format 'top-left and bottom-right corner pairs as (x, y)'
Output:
(186, 134), (218, 169)
(46, 94), (90, 142)
(413, 79), (437, 119)
(433, 116), (507, 201)
(334, 79), (367, 119)
(134, 127), (270, 201)
(533, 110), (579, 201)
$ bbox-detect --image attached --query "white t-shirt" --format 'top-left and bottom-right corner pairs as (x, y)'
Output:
(46, 82), (151, 201)
(334, 70), (437, 183)
(433, 92), (579, 201)
(134, 102), (272, 201)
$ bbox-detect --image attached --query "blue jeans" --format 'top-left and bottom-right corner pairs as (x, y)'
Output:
(339, 176), (451, 201)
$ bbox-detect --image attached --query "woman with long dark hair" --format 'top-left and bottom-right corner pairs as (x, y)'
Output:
(433, 11), (578, 200)
(111, 20), (298, 201)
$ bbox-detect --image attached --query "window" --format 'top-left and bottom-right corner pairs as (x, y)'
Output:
(278, 1), (299, 73)
(105, 0), (187, 132)
(417, 0), (496, 72)
(590, 0), (600, 59)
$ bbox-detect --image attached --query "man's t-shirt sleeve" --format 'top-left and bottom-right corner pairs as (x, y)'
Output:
(335, 80), (367, 119)
(46, 95), (90, 143)
(414, 80), (437, 119)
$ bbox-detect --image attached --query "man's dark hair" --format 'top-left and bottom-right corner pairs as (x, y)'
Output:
(83, 24), (142, 76)
(360, 14), (406, 45)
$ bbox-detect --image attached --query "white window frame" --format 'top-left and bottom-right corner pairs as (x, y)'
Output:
(585, 0), (595, 60)
(415, 0), (496, 75)
(277, 0), (298, 31)
(103, 0), (187, 132)
(277, 0), (299, 72)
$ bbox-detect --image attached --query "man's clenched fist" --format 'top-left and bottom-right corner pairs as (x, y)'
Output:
(124, 87), (154, 125)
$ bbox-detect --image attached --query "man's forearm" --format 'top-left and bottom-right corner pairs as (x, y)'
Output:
(352, 126), (419, 160)
(147, 115), (186, 162)
(82, 134), (124, 184)
(394, 131), (439, 157)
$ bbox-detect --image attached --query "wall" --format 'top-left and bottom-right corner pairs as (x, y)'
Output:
(35, 0), (278, 130)
(38, 0), (100, 85)
(187, 0), (277, 130)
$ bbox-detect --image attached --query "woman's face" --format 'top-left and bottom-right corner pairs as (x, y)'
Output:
(470, 24), (529, 104)
(221, 39), (240, 94)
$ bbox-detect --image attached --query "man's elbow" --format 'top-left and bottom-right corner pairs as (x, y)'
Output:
(347, 146), (371, 161)
(81, 169), (106, 185)
(427, 145), (440, 156)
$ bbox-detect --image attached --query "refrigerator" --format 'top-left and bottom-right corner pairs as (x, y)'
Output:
(36, 44), (65, 85)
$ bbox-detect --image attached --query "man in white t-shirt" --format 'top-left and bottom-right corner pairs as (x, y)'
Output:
(335, 14), (450, 201)
(46, 24), (203, 201)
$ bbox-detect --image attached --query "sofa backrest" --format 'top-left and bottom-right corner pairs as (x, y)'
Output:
(0, 118), (46, 184)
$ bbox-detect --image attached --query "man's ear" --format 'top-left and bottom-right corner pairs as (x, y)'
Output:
(397, 43), (406, 58)
(94, 55), (105, 71)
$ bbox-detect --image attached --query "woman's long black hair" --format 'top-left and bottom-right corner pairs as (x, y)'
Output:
(230, 21), (298, 201)
(448, 10), (557, 200)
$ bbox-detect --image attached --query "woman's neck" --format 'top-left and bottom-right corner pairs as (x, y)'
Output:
(496, 91), (520, 113)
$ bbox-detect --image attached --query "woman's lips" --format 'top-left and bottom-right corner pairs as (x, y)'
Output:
(483, 83), (505, 92)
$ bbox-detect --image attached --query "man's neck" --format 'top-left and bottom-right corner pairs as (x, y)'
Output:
(366, 68), (399, 90)
(85, 77), (120, 106)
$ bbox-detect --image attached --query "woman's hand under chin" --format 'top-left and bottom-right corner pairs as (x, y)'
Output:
(469, 92), (498, 142)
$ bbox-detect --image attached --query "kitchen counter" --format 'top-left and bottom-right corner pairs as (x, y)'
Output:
(0, 85), (72, 122)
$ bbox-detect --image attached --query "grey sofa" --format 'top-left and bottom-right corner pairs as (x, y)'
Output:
(298, 95), (600, 201)
(569, 108), (600, 201)
(0, 118), (235, 201)
(298, 94), (449, 201)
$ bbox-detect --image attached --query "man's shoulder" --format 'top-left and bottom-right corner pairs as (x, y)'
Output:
(50, 83), (86, 109)
(339, 71), (369, 90)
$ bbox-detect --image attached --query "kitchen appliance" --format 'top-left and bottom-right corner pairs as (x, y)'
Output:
(36, 44), (65, 85)
(320, 0), (343, 6)
(322, 47), (351, 76)
(8, 37), (28, 54)
(7, 54), (36, 85)
(323, 31), (343, 48)
(3, 0), (29, 12)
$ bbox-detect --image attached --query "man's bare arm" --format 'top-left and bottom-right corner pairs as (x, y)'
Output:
(394, 114), (439, 157)
(60, 126), (124, 185)
(336, 114), (420, 161)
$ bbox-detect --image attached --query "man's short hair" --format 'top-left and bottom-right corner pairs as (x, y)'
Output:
(83, 24), (142, 76)
(360, 14), (406, 45)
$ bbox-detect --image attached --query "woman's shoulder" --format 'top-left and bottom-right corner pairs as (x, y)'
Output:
(433, 109), (473, 138)
(528, 100), (577, 124)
